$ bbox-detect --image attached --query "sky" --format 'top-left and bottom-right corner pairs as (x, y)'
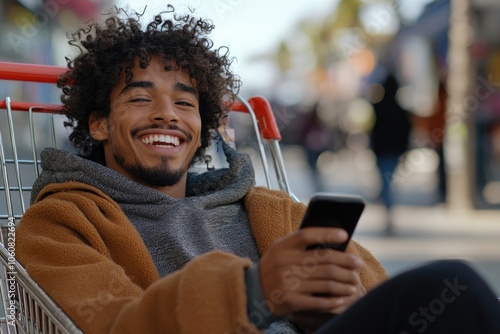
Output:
(113, 0), (339, 92)
(113, 0), (433, 94)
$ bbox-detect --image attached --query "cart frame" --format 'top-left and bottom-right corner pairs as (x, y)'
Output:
(0, 61), (295, 333)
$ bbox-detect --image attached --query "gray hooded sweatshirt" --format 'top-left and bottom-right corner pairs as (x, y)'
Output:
(32, 143), (302, 333)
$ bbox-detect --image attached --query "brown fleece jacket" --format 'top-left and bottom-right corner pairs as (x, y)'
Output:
(16, 181), (387, 334)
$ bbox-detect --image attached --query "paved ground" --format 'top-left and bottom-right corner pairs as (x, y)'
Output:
(250, 145), (500, 295)
(354, 204), (500, 295)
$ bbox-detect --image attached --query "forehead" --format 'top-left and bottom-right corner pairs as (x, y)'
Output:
(119, 57), (194, 86)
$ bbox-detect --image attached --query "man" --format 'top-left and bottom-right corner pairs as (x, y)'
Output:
(16, 7), (385, 333)
(16, 6), (500, 334)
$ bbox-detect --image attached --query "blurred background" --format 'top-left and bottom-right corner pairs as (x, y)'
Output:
(1, 0), (500, 292)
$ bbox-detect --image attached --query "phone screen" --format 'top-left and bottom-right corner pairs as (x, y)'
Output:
(300, 193), (365, 251)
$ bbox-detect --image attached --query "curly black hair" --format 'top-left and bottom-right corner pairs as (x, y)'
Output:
(58, 5), (241, 164)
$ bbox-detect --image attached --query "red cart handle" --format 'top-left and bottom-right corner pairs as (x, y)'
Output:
(0, 62), (282, 140)
(0, 61), (65, 83)
(231, 96), (282, 141)
(0, 100), (63, 113)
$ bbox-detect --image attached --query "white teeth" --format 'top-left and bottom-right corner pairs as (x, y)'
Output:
(141, 134), (180, 147)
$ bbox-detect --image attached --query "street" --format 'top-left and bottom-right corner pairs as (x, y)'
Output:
(250, 144), (500, 295)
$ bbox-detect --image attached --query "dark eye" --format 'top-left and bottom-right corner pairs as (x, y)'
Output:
(129, 98), (151, 103)
(176, 101), (195, 107)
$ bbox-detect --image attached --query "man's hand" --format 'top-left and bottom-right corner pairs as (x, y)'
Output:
(258, 227), (365, 319)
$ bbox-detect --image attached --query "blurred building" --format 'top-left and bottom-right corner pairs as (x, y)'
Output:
(0, 0), (114, 161)
(441, 0), (500, 210)
(378, 0), (500, 210)
(0, 0), (112, 103)
(468, 0), (500, 209)
(260, 0), (500, 210)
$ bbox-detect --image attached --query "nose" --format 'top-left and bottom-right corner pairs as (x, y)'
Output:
(150, 98), (179, 123)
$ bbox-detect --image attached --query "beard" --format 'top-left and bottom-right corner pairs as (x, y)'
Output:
(107, 123), (194, 187)
(113, 151), (185, 187)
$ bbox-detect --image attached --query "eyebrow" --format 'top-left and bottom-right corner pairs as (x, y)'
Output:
(119, 80), (198, 97)
(175, 82), (198, 97)
(120, 81), (153, 95)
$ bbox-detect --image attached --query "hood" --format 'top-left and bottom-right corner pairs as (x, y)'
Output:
(31, 142), (256, 209)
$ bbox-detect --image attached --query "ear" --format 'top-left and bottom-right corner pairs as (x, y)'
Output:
(88, 112), (109, 141)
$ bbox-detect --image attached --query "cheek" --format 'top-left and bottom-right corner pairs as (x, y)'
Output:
(110, 114), (136, 140)
(192, 116), (202, 143)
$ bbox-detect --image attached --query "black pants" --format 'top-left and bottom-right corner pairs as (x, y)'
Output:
(317, 260), (500, 334)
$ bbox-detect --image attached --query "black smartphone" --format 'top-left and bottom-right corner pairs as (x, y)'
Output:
(299, 193), (366, 251)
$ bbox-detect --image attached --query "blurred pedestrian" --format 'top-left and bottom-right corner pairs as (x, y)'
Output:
(297, 102), (333, 191)
(415, 80), (447, 204)
(369, 73), (412, 235)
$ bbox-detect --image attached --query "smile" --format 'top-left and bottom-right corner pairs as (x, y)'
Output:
(141, 134), (181, 147)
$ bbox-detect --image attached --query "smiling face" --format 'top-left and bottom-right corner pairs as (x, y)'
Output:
(89, 57), (201, 197)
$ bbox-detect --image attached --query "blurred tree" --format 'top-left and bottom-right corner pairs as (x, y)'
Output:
(272, 0), (408, 76)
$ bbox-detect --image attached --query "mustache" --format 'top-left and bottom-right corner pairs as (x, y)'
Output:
(130, 123), (193, 142)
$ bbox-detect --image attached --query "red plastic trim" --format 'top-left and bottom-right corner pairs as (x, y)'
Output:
(231, 96), (282, 140)
(0, 100), (63, 113)
(0, 61), (66, 83)
(0, 61), (283, 140)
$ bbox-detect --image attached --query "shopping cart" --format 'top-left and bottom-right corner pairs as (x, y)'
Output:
(0, 61), (295, 333)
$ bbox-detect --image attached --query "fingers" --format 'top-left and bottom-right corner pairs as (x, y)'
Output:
(330, 293), (362, 315)
(282, 264), (363, 298)
(300, 264), (361, 285)
(286, 227), (349, 250)
(274, 276), (364, 315)
(259, 228), (366, 317)
(267, 259), (364, 315)
(267, 229), (363, 270)
(286, 275), (365, 315)
(295, 279), (358, 297)
(305, 248), (364, 270)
